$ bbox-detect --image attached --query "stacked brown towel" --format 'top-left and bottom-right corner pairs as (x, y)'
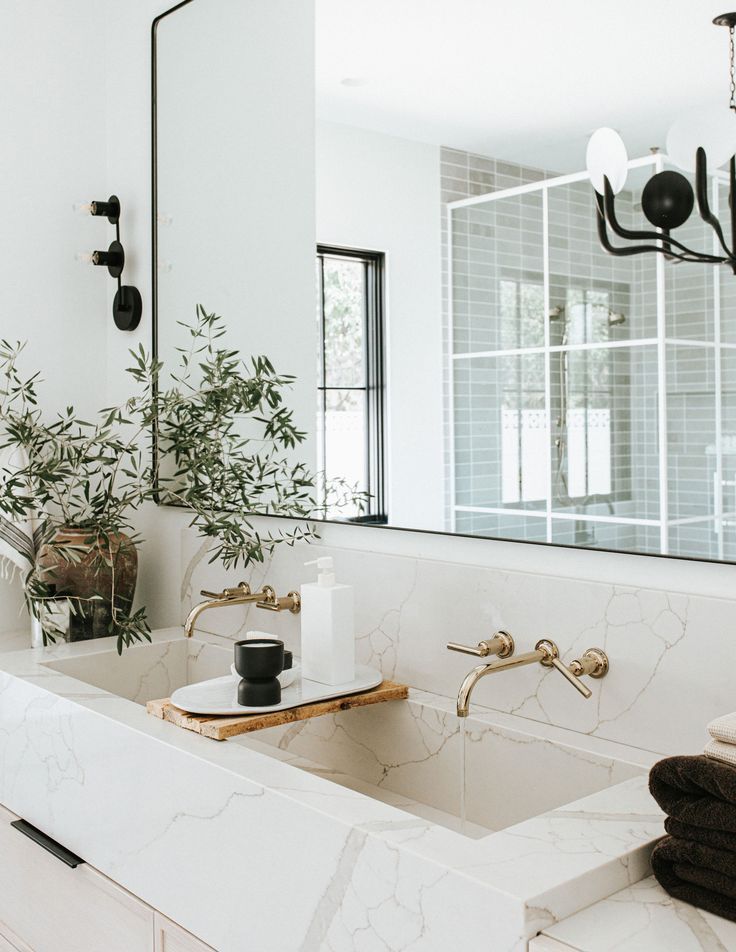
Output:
(649, 755), (736, 921)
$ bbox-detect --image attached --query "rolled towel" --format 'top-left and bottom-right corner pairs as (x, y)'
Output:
(708, 713), (736, 746)
(649, 755), (736, 833)
(706, 739), (736, 769)
(651, 835), (736, 922)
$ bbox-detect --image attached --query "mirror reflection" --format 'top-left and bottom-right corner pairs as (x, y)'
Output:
(154, 0), (736, 561)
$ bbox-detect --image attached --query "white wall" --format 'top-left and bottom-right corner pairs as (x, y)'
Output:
(0, 0), (110, 633)
(316, 121), (444, 530)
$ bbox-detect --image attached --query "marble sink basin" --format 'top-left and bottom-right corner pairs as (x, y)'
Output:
(237, 691), (648, 838)
(42, 635), (646, 837)
(42, 636), (233, 704)
(0, 629), (666, 951)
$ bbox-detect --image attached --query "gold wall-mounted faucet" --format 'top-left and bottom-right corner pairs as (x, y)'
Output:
(184, 581), (301, 638)
(448, 632), (609, 717)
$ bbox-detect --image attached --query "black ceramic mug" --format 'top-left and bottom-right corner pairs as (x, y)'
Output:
(233, 638), (292, 707)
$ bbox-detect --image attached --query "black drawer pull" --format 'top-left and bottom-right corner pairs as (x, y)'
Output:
(11, 819), (84, 868)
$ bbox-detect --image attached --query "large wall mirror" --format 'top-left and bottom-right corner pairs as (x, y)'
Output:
(153, 0), (736, 562)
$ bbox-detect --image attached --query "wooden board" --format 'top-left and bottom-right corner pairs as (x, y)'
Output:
(146, 680), (408, 741)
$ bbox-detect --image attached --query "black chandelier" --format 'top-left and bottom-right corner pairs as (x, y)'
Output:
(590, 12), (736, 274)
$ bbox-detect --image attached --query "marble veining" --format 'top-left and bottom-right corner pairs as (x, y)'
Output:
(0, 630), (665, 951)
(542, 875), (736, 951)
(180, 531), (736, 756)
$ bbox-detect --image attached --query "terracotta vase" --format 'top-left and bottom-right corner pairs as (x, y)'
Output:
(37, 528), (138, 641)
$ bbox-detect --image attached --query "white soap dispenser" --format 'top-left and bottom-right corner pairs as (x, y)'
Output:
(301, 556), (355, 686)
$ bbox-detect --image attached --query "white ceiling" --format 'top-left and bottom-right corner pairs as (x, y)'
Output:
(316, 0), (735, 171)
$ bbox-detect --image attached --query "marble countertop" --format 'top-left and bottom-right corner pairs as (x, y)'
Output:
(0, 627), (666, 950)
(541, 876), (736, 951)
(2, 627), (734, 951)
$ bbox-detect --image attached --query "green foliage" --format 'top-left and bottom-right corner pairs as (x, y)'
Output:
(0, 307), (361, 652)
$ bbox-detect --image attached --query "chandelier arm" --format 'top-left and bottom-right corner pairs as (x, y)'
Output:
(731, 156), (736, 264)
(595, 201), (727, 263)
(601, 180), (723, 260)
(695, 147), (735, 259)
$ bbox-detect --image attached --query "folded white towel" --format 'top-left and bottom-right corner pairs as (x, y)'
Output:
(705, 738), (736, 767)
(0, 443), (42, 581)
(707, 712), (736, 746)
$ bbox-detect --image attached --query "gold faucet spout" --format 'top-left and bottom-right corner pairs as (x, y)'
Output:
(456, 647), (550, 717)
(183, 583), (275, 638)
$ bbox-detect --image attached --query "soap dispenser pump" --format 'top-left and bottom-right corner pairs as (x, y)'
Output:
(301, 556), (355, 686)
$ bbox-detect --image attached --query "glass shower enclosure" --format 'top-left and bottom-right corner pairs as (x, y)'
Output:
(448, 154), (736, 560)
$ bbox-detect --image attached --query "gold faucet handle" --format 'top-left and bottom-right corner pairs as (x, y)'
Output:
(536, 638), (591, 698)
(256, 590), (301, 614)
(537, 640), (609, 699)
(569, 648), (609, 679)
(447, 630), (514, 659)
(199, 581), (252, 599)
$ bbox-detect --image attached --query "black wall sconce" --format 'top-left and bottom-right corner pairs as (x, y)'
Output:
(79, 195), (142, 330)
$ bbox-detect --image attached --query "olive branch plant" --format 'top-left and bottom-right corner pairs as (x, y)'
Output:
(0, 306), (362, 652)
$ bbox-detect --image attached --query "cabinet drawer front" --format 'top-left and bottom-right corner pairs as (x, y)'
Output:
(154, 913), (215, 952)
(0, 928), (27, 952)
(529, 937), (577, 951)
(0, 804), (154, 952)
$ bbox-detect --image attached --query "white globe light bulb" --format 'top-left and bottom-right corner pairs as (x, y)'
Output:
(666, 104), (736, 173)
(586, 128), (629, 195)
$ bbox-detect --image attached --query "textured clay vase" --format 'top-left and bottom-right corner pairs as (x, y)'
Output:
(37, 528), (138, 641)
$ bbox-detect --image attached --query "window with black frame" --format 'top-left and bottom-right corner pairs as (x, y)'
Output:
(315, 245), (387, 522)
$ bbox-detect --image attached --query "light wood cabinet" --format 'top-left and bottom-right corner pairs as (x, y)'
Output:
(0, 928), (27, 952)
(529, 936), (577, 951)
(0, 804), (215, 952)
(154, 913), (215, 952)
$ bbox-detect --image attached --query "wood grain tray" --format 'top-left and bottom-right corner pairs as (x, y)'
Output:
(146, 680), (408, 741)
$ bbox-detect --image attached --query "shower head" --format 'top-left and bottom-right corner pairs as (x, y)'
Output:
(607, 311), (626, 326)
(548, 305), (565, 320)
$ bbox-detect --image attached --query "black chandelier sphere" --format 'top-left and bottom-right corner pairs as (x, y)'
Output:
(641, 171), (695, 230)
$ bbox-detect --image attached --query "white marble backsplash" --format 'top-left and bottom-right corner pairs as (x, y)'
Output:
(180, 530), (736, 757)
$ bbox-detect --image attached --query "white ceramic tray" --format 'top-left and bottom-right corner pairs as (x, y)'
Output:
(170, 664), (383, 716)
